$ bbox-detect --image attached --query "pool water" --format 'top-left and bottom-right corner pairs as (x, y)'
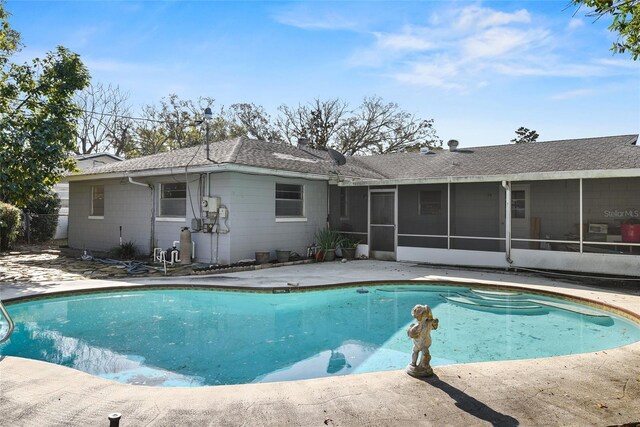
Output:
(1, 285), (639, 387)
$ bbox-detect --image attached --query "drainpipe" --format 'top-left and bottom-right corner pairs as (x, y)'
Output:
(128, 177), (155, 255)
(501, 180), (513, 264)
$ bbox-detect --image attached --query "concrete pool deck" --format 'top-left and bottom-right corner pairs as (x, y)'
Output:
(1, 260), (639, 426)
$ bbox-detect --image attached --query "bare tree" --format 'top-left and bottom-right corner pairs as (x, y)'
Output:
(276, 98), (348, 149)
(75, 83), (132, 155)
(338, 97), (441, 155)
(230, 103), (283, 142)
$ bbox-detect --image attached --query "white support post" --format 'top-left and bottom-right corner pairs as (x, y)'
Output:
(579, 178), (583, 254)
(447, 182), (451, 250)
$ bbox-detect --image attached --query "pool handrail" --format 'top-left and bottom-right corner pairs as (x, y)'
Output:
(0, 300), (15, 344)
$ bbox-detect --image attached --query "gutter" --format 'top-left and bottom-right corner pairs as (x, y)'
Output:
(128, 177), (155, 255)
(339, 168), (640, 187)
(64, 163), (334, 183)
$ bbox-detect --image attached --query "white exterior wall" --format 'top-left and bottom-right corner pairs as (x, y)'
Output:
(69, 172), (327, 264)
(68, 179), (153, 254)
(221, 172), (327, 264)
(396, 246), (640, 276)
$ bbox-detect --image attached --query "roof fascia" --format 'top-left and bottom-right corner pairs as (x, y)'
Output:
(63, 163), (331, 182)
(339, 168), (640, 186)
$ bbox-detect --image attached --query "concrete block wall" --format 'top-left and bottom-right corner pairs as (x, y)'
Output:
(224, 172), (327, 263)
(68, 178), (152, 255)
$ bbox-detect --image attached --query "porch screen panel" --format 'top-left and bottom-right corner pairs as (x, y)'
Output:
(370, 223), (395, 252)
(397, 184), (447, 248)
(328, 185), (368, 244)
(581, 177), (640, 256)
(450, 182), (502, 252)
(512, 180), (580, 251)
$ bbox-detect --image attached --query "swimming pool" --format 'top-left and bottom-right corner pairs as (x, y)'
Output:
(1, 284), (639, 387)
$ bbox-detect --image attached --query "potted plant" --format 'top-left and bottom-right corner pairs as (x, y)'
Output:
(340, 235), (360, 260)
(314, 227), (345, 261)
(275, 249), (291, 263)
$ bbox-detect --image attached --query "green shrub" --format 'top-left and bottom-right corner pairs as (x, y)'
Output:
(111, 241), (137, 259)
(0, 202), (22, 250)
(25, 190), (61, 242)
(314, 227), (345, 251)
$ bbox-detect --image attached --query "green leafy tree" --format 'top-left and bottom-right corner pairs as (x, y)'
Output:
(572, 0), (640, 60)
(511, 127), (539, 144)
(25, 189), (61, 242)
(0, 3), (90, 207)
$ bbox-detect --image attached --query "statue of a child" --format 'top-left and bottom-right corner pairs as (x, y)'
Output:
(406, 304), (439, 378)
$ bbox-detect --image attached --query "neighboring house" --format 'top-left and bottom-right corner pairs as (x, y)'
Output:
(54, 153), (123, 239)
(64, 135), (640, 276)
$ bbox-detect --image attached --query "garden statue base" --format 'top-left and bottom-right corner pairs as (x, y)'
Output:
(406, 362), (434, 378)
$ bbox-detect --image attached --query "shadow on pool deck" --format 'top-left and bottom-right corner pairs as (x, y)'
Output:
(424, 375), (520, 426)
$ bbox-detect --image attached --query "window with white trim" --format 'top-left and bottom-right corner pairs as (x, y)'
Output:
(91, 185), (104, 216)
(276, 183), (304, 217)
(159, 182), (187, 217)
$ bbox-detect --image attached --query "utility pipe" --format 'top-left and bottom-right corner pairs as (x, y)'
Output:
(501, 180), (513, 264)
(128, 177), (155, 255)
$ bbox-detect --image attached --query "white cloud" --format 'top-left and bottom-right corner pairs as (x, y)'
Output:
(463, 27), (550, 59)
(374, 31), (434, 52)
(550, 89), (596, 100)
(273, 8), (359, 31)
(393, 60), (463, 90)
(454, 6), (530, 31)
(567, 18), (584, 31)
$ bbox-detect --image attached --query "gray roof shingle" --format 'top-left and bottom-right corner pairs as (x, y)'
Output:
(75, 137), (385, 179)
(355, 134), (639, 179)
(74, 134), (638, 181)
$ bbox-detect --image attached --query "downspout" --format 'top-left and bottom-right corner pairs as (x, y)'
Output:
(128, 177), (155, 255)
(501, 180), (513, 265)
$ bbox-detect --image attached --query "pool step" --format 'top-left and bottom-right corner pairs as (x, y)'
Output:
(456, 292), (539, 307)
(470, 289), (522, 297)
(443, 295), (547, 315)
(526, 299), (613, 325)
(466, 290), (613, 325)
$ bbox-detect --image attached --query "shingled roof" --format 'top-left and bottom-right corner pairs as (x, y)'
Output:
(73, 134), (639, 182)
(355, 134), (639, 180)
(75, 137), (385, 180)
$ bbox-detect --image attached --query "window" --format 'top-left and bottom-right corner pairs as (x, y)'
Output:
(160, 182), (187, 217)
(419, 190), (441, 215)
(340, 187), (348, 218)
(276, 183), (304, 217)
(91, 185), (104, 217)
(511, 190), (526, 219)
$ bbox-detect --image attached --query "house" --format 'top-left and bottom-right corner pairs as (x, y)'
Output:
(54, 153), (123, 239)
(64, 135), (640, 276)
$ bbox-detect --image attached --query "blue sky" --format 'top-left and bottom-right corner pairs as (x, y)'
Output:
(7, 0), (640, 147)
